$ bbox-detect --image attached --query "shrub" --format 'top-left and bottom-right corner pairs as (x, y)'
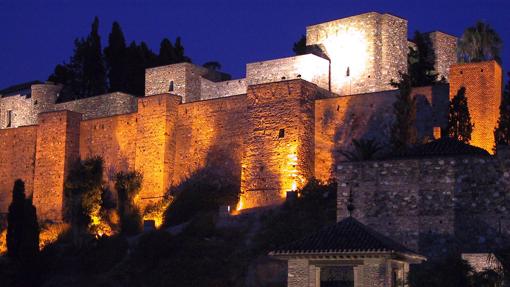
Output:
(115, 171), (143, 235)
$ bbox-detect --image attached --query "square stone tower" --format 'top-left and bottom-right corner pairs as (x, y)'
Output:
(449, 61), (502, 153)
(306, 12), (408, 95)
(424, 31), (458, 82)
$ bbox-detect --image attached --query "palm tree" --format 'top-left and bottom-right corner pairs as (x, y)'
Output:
(340, 139), (383, 161)
(458, 21), (502, 63)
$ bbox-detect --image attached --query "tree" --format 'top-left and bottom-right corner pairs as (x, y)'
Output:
(340, 138), (383, 161)
(409, 31), (437, 86)
(64, 157), (105, 241)
(203, 61), (222, 71)
(495, 73), (510, 146)
(104, 21), (127, 93)
(447, 87), (474, 144)
(7, 179), (39, 259)
(158, 38), (177, 66)
(115, 171), (143, 235)
(458, 21), (502, 63)
(48, 16), (107, 100)
(293, 35), (307, 55)
(390, 72), (417, 151)
(174, 37), (191, 63)
(124, 41), (158, 96)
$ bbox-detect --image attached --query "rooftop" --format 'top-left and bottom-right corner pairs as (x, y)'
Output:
(270, 217), (423, 260)
(393, 138), (490, 158)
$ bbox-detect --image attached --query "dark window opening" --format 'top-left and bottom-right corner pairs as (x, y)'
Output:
(336, 105), (340, 111)
(34, 100), (38, 105)
(297, 74), (302, 78)
(278, 128), (285, 138)
(460, 70), (463, 75)
(281, 76), (286, 80)
(169, 81), (174, 92)
(6, 110), (12, 127)
(481, 69), (484, 72)
(346, 67), (350, 77)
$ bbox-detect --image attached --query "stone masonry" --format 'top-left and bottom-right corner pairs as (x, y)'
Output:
(0, 12), (504, 231)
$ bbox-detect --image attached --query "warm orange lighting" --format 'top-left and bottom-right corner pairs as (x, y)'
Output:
(39, 223), (69, 250)
(0, 229), (6, 255)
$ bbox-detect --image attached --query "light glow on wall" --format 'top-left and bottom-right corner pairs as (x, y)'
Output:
(323, 27), (370, 93)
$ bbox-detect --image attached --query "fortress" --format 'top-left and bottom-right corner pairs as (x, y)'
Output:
(0, 12), (507, 258)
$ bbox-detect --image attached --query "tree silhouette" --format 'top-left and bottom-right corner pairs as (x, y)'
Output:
(115, 171), (143, 235)
(7, 179), (39, 259)
(458, 21), (502, 63)
(340, 138), (383, 161)
(409, 31), (438, 86)
(293, 35), (307, 55)
(203, 61), (222, 71)
(390, 72), (417, 151)
(49, 16), (107, 101)
(448, 87), (474, 143)
(495, 73), (510, 146)
(104, 21), (127, 93)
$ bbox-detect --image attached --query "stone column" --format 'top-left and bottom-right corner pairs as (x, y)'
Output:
(288, 259), (311, 287)
(358, 258), (390, 287)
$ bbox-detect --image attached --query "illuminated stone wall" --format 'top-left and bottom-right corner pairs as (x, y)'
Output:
(33, 111), (81, 222)
(449, 61), (503, 153)
(173, 95), (247, 187)
(135, 94), (181, 207)
(241, 80), (316, 209)
(425, 31), (458, 81)
(246, 54), (330, 91)
(80, 113), (138, 192)
(306, 12), (408, 95)
(0, 126), (37, 213)
(314, 86), (450, 182)
(336, 153), (510, 256)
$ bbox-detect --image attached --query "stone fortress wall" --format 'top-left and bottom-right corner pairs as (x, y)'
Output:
(0, 9), (504, 252)
(336, 152), (510, 257)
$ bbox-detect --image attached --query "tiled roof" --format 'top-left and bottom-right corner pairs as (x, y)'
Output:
(270, 217), (421, 257)
(393, 138), (490, 158)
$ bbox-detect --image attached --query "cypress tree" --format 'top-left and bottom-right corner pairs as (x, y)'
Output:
(409, 31), (437, 86)
(83, 16), (107, 96)
(158, 38), (177, 66)
(174, 37), (191, 63)
(48, 17), (107, 100)
(495, 73), (510, 145)
(7, 179), (39, 259)
(390, 72), (417, 151)
(124, 41), (157, 96)
(448, 87), (474, 143)
(293, 35), (307, 55)
(104, 21), (127, 93)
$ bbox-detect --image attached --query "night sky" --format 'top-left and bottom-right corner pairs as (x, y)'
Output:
(0, 0), (509, 89)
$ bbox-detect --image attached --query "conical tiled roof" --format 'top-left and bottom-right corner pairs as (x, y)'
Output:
(270, 217), (421, 257)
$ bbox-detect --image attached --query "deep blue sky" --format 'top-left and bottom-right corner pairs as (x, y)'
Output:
(0, 0), (509, 89)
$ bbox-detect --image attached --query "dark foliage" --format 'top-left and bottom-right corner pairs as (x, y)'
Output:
(409, 254), (474, 287)
(458, 20), (503, 63)
(340, 138), (383, 161)
(408, 31), (438, 87)
(7, 179), (39, 260)
(203, 61), (222, 71)
(254, 178), (337, 252)
(293, 34), (307, 55)
(495, 73), (510, 146)
(115, 171), (143, 235)
(49, 17), (107, 101)
(64, 157), (105, 242)
(164, 170), (239, 227)
(104, 21), (127, 93)
(49, 18), (192, 98)
(390, 72), (417, 151)
(447, 87), (474, 144)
